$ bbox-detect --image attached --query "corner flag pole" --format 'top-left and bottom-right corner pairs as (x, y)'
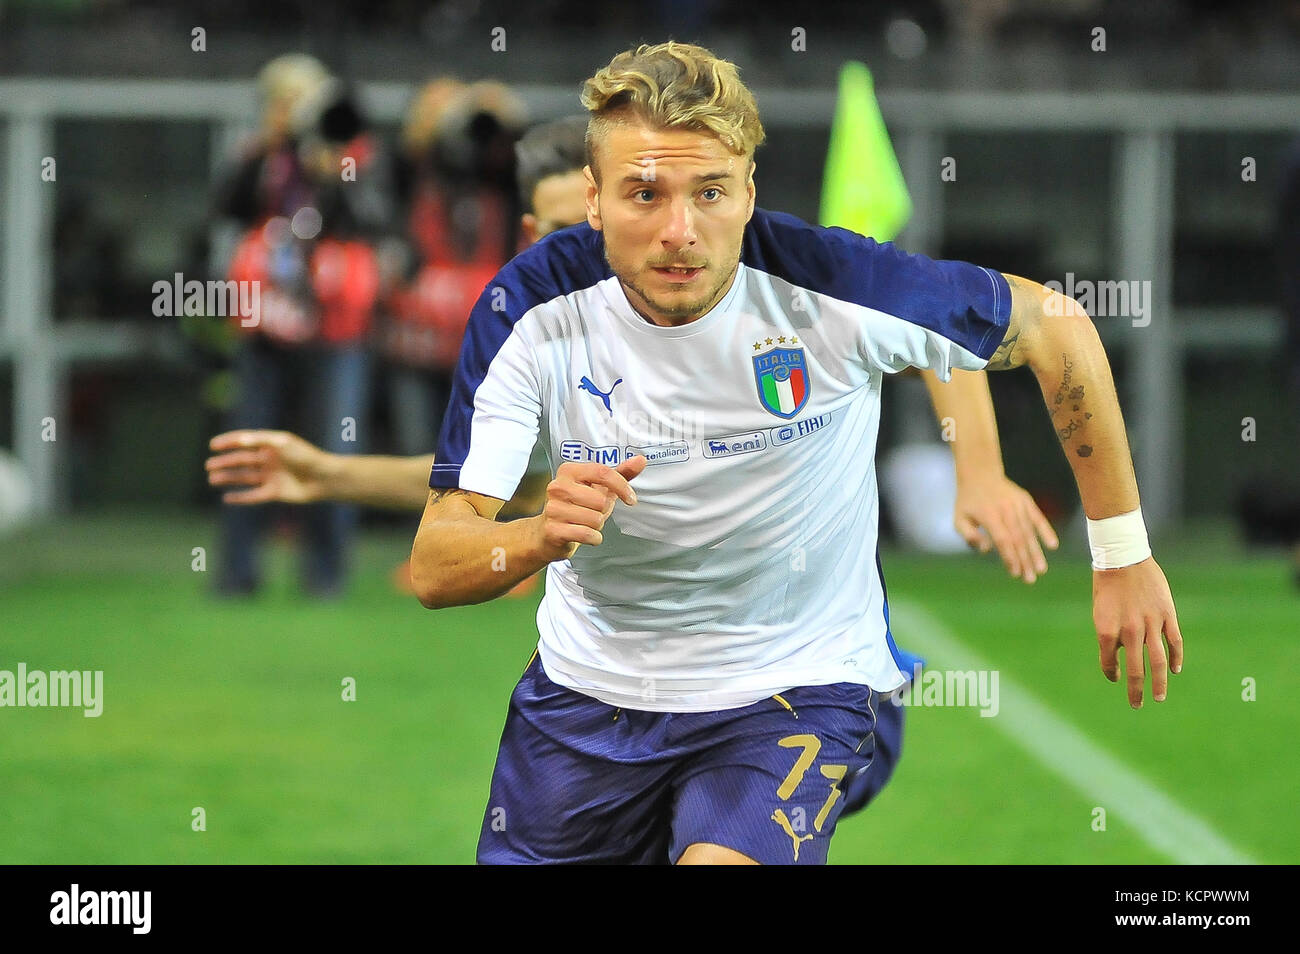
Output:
(819, 61), (913, 242)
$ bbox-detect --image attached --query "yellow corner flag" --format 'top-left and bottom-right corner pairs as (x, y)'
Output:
(819, 61), (912, 242)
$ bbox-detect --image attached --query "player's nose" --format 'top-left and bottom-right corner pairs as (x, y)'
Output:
(658, 197), (697, 248)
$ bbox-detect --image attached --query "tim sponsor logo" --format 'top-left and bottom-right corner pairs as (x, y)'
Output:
(560, 440), (622, 466)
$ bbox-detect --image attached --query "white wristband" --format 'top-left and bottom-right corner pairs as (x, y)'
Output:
(1086, 507), (1152, 570)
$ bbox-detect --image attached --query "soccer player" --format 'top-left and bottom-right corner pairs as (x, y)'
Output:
(209, 99), (1070, 835)
(406, 41), (1181, 865)
(207, 111), (1056, 819)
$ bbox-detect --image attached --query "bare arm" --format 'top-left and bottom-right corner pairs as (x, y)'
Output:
(410, 456), (648, 610)
(918, 368), (1004, 477)
(207, 430), (433, 511)
(986, 274), (1183, 707)
(986, 275), (1138, 519)
(321, 453), (433, 510)
(919, 368), (1058, 582)
(409, 488), (549, 609)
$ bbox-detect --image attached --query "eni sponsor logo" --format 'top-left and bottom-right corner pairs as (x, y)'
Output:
(702, 431), (768, 458)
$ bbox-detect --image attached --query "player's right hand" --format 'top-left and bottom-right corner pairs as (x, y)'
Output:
(206, 429), (330, 505)
(536, 456), (647, 560)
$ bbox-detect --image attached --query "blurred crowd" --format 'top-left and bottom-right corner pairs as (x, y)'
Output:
(211, 54), (553, 596)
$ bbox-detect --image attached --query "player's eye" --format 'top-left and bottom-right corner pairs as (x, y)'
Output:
(700, 187), (722, 202)
(633, 188), (655, 202)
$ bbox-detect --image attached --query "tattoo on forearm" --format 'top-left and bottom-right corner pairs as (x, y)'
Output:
(1052, 356), (1075, 406)
(1056, 419), (1083, 442)
(1050, 354), (1096, 456)
(993, 274), (1102, 461)
(1056, 418), (1096, 457)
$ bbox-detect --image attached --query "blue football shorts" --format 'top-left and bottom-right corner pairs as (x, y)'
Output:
(476, 650), (880, 865)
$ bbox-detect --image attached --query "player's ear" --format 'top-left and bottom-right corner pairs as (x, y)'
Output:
(520, 213), (539, 246)
(583, 165), (602, 231)
(745, 159), (756, 222)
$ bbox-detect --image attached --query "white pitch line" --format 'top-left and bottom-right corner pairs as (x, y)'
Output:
(892, 601), (1256, 865)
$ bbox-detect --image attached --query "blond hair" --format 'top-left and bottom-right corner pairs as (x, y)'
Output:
(257, 53), (330, 107)
(580, 41), (765, 184)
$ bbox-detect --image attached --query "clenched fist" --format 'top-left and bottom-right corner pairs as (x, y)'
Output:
(534, 456), (647, 561)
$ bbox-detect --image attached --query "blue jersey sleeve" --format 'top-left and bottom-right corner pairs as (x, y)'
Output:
(430, 225), (610, 492)
(822, 226), (1012, 362)
(741, 209), (1012, 371)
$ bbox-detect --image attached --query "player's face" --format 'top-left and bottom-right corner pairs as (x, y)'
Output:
(585, 119), (755, 327)
(522, 170), (590, 244)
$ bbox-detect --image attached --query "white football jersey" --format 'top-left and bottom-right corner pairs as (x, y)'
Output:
(432, 208), (1010, 711)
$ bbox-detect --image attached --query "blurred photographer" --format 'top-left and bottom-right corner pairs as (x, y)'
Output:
(213, 53), (391, 598)
(382, 79), (528, 458)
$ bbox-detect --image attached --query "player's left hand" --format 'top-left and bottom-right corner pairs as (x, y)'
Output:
(1092, 556), (1183, 708)
(954, 474), (1059, 583)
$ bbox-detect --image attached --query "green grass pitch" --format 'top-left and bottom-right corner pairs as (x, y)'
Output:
(1, 513), (1294, 864)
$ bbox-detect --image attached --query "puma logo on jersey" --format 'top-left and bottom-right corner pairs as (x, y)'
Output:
(579, 375), (622, 416)
(771, 808), (813, 862)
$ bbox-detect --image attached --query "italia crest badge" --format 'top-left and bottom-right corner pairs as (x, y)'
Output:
(752, 341), (810, 419)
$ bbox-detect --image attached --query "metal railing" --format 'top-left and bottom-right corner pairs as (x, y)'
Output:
(4, 80), (1297, 523)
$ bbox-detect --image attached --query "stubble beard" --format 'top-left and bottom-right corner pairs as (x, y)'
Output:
(606, 246), (740, 323)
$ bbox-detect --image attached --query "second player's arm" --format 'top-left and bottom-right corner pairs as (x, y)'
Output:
(319, 453), (433, 510)
(918, 369), (1004, 479)
(918, 368), (1058, 581)
(207, 429), (433, 511)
